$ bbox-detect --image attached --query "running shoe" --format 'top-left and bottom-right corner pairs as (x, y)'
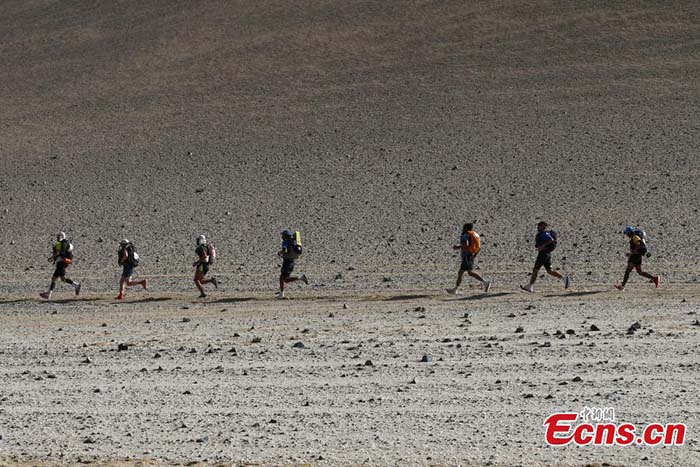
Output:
(75, 282), (81, 296)
(564, 275), (570, 289)
(199, 293), (207, 298)
(39, 292), (51, 300)
(483, 280), (492, 293)
(142, 279), (148, 290)
(445, 288), (462, 295)
(276, 290), (286, 300)
(614, 284), (625, 291)
(520, 284), (534, 293)
(653, 276), (660, 288)
(116, 294), (123, 300)
(211, 277), (219, 289)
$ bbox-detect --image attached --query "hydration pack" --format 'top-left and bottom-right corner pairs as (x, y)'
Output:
(57, 239), (74, 260)
(207, 243), (216, 265)
(466, 230), (481, 254)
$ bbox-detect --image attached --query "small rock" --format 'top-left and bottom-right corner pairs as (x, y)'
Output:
(251, 337), (261, 344)
(565, 329), (575, 335)
(590, 324), (600, 331)
(364, 360), (374, 366)
(572, 376), (583, 382)
(182, 317), (191, 323)
(154, 353), (162, 359)
(343, 303), (348, 310)
(420, 354), (432, 363)
(515, 326), (524, 333)
(523, 393), (534, 399)
(292, 342), (305, 349)
(83, 437), (96, 444)
(81, 357), (92, 364)
(117, 343), (129, 351)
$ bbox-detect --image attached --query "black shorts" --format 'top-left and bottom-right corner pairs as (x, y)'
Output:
(53, 262), (68, 278)
(534, 251), (552, 270)
(122, 263), (135, 278)
(196, 262), (209, 276)
(628, 254), (643, 266)
(460, 254), (476, 272)
(281, 259), (295, 278)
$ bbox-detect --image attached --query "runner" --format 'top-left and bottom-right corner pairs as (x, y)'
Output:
(193, 235), (218, 298)
(277, 229), (308, 299)
(446, 223), (491, 294)
(40, 232), (81, 299)
(614, 226), (659, 290)
(520, 221), (570, 293)
(116, 239), (148, 300)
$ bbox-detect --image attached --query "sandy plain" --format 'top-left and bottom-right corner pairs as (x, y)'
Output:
(1, 0), (699, 465)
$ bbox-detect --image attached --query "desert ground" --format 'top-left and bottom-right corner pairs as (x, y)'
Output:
(1, 0), (699, 465)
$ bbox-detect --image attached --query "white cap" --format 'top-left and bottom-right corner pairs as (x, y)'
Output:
(120, 239), (130, 246)
(57, 232), (66, 241)
(197, 235), (206, 245)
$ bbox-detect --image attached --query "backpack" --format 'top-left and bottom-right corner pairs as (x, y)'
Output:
(57, 239), (74, 259)
(207, 243), (216, 265)
(633, 229), (648, 255)
(284, 232), (303, 259)
(119, 243), (140, 266)
(547, 230), (558, 251)
(466, 231), (481, 254)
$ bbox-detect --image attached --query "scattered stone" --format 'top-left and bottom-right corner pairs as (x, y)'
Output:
(101, 323), (107, 328)
(590, 324), (600, 331)
(154, 353), (162, 359)
(81, 357), (92, 364)
(182, 317), (191, 323)
(145, 319), (151, 324)
(420, 354), (432, 363)
(515, 326), (524, 333)
(414, 306), (426, 312)
(335, 273), (343, 280)
(301, 328), (311, 334)
(507, 313), (516, 318)
(292, 342), (305, 349)
(342, 303), (348, 310)
(251, 337), (261, 344)
(692, 320), (700, 327)
(183, 390), (192, 395)
(228, 347), (237, 353)
(93, 388), (101, 393)
(364, 360), (374, 366)
(565, 329), (576, 335)
(83, 437), (96, 444)
(572, 376), (583, 382)
(117, 343), (129, 351)
(409, 377), (416, 384)
(329, 312), (335, 317)
(196, 436), (208, 443)
(525, 305), (536, 310)
(523, 393), (534, 399)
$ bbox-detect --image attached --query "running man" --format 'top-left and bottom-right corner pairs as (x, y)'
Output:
(447, 223), (491, 294)
(277, 229), (308, 299)
(520, 221), (570, 293)
(116, 239), (147, 300)
(614, 226), (659, 290)
(193, 235), (218, 298)
(40, 232), (81, 299)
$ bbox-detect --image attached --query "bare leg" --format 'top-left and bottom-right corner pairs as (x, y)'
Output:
(454, 270), (465, 288)
(529, 266), (541, 285)
(634, 265), (654, 280)
(621, 264), (634, 287)
(468, 270), (485, 283)
(194, 272), (206, 297)
(546, 268), (563, 280)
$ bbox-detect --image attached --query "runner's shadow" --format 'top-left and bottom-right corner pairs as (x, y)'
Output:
(123, 297), (172, 304)
(0, 299), (28, 305)
(210, 297), (257, 304)
(384, 294), (432, 301)
(456, 292), (513, 301)
(50, 297), (102, 304)
(544, 290), (605, 298)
